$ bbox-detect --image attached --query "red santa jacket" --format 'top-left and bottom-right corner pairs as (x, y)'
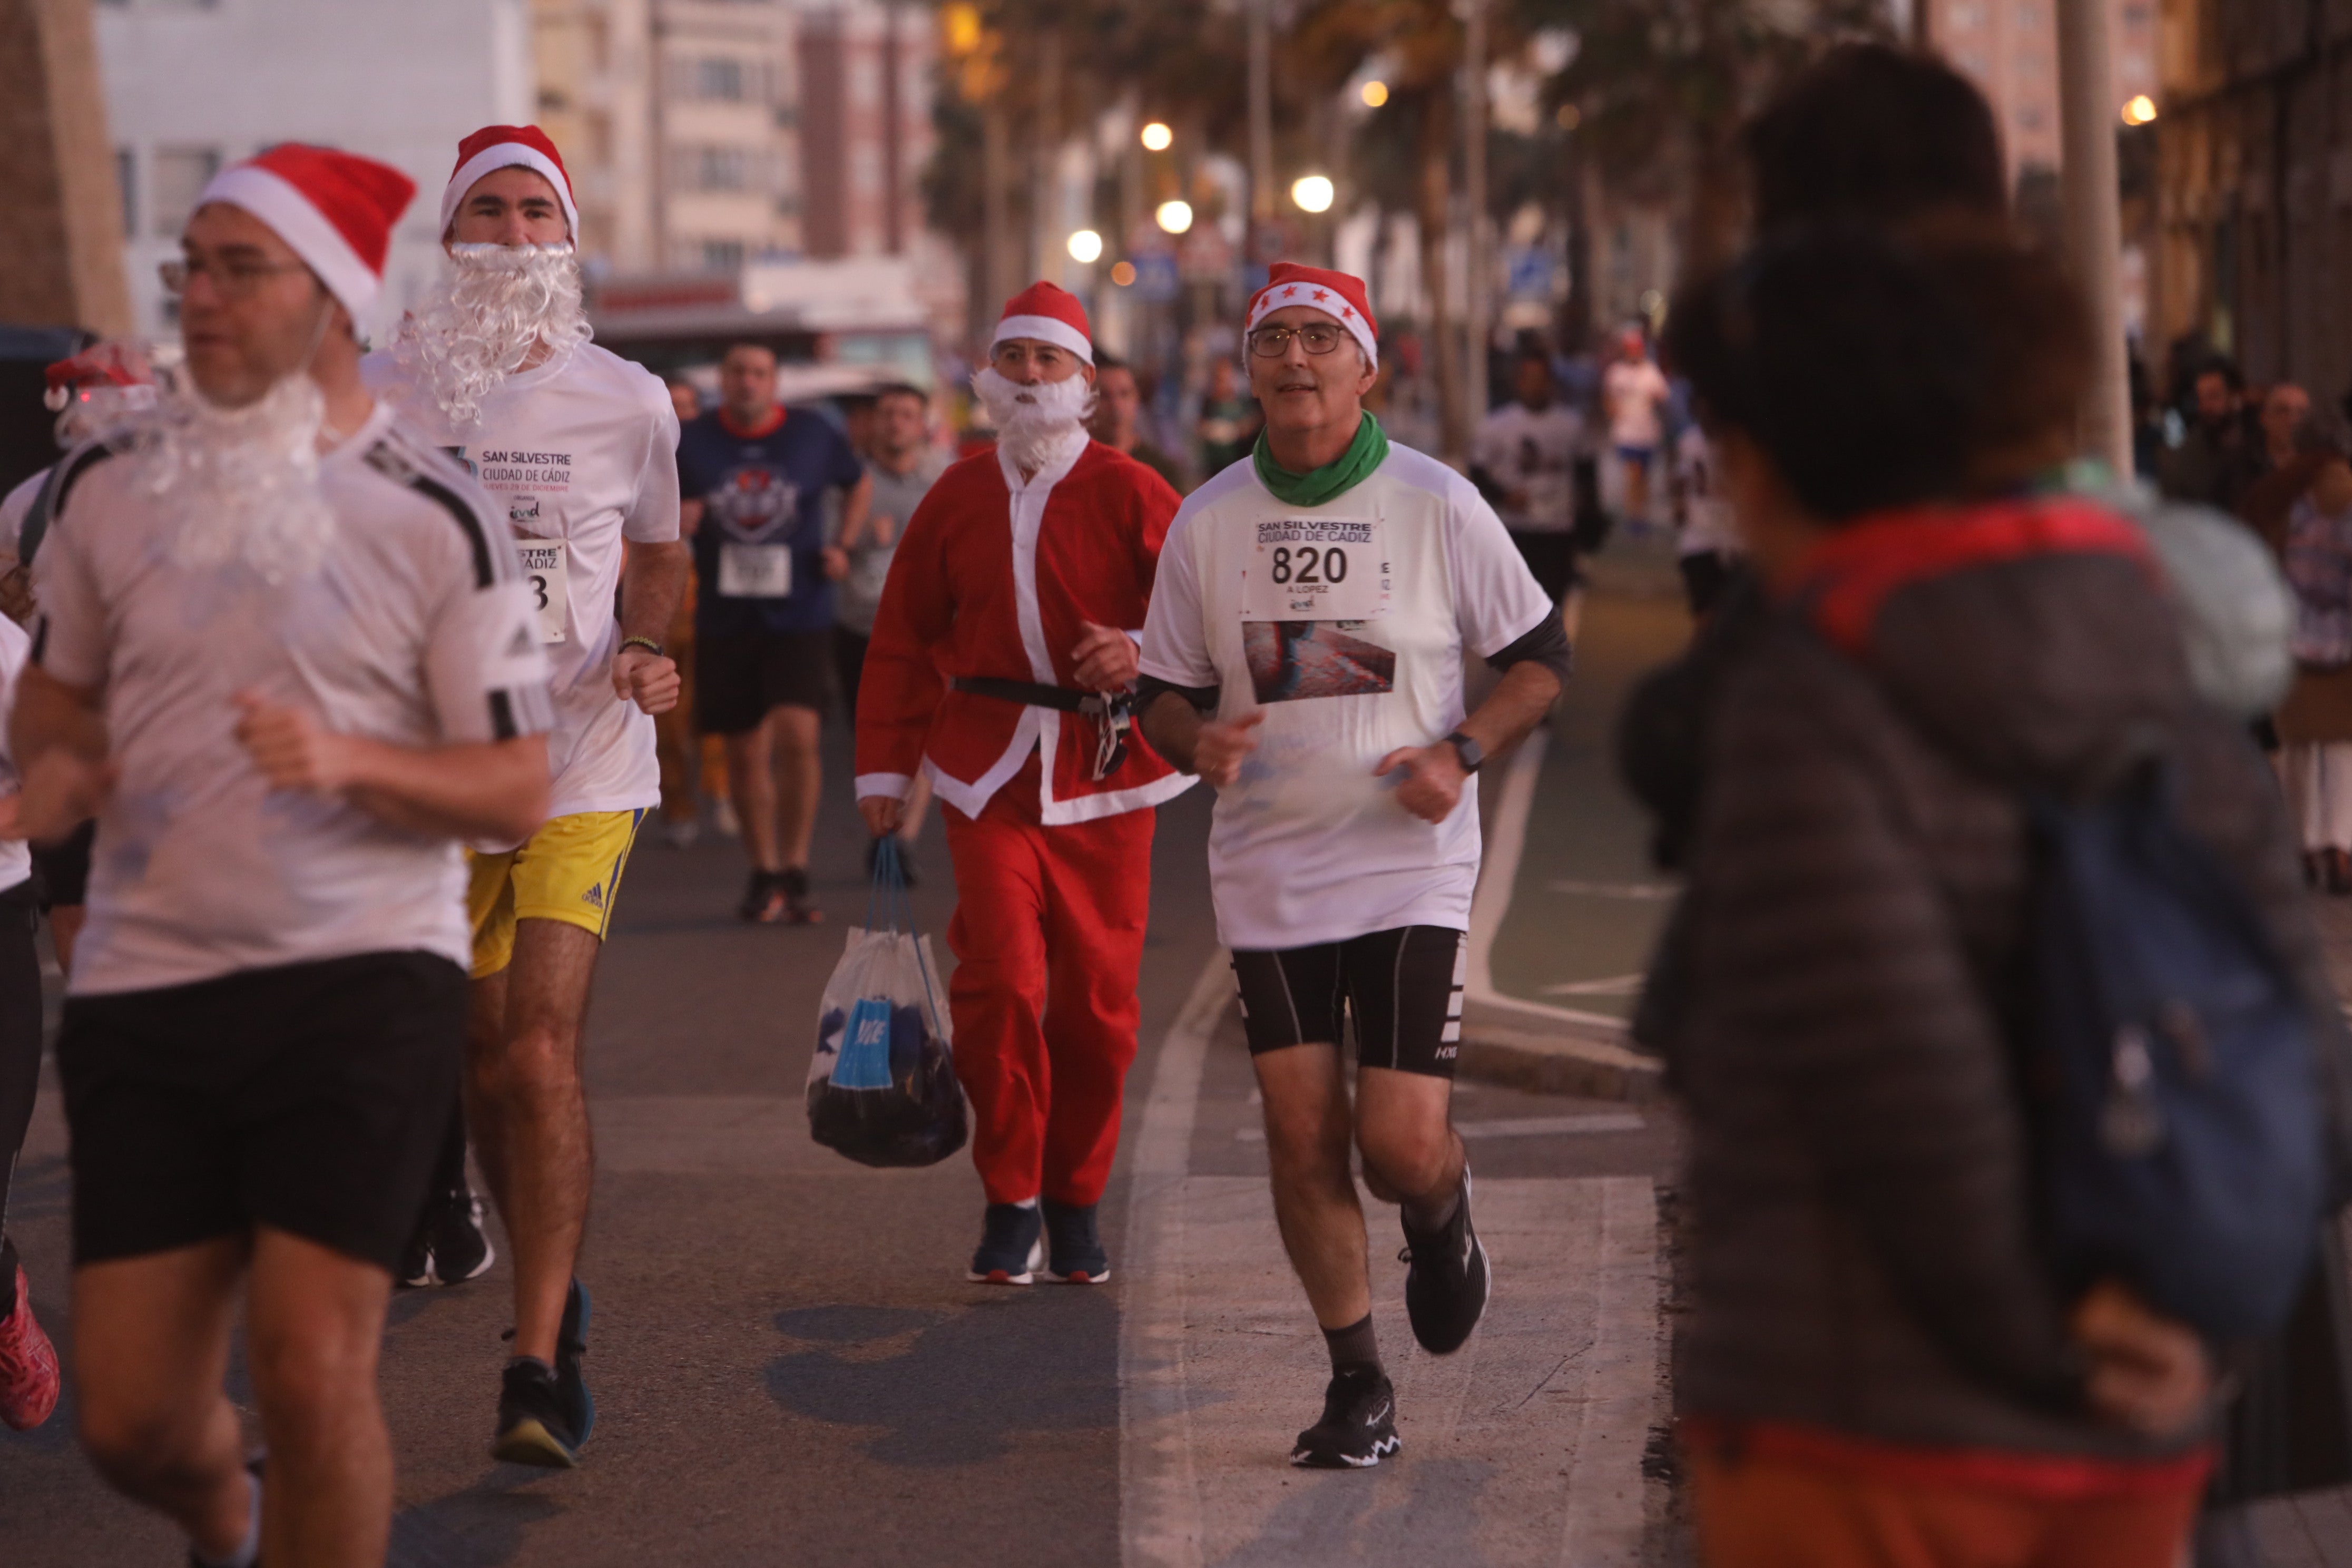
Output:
(854, 436), (1194, 825)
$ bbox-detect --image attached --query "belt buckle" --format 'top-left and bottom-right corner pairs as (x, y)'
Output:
(1082, 692), (1132, 782)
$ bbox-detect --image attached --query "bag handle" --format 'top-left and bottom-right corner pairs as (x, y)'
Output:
(866, 837), (950, 1046)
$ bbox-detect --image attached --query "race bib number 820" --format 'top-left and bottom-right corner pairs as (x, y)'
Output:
(1239, 519), (1390, 622)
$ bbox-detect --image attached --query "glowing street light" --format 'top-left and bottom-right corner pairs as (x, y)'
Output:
(1154, 199), (1194, 235)
(1290, 174), (1335, 214)
(1067, 228), (1104, 264)
(2121, 94), (2158, 126)
(1360, 80), (1388, 109)
(1140, 122), (1173, 152)
(1110, 260), (1138, 287)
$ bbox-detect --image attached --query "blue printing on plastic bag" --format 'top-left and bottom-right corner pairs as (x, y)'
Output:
(834, 996), (896, 1089)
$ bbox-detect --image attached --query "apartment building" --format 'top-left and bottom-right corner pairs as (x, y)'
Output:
(1926, 0), (2159, 182)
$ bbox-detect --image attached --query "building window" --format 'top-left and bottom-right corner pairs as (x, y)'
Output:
(151, 145), (220, 236)
(702, 239), (745, 273)
(694, 57), (747, 101)
(678, 145), (760, 192)
(116, 148), (136, 237)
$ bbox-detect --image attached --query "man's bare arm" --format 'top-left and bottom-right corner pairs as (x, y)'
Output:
(233, 694), (550, 841)
(10, 666), (113, 840)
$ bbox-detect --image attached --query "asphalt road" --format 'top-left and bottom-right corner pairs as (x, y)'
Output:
(2, 590), (1680, 1567)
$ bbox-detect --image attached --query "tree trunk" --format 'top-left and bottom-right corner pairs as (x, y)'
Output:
(1417, 91), (1466, 465)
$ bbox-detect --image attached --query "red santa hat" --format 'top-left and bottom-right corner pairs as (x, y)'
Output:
(197, 144), (417, 320)
(440, 125), (580, 242)
(1244, 263), (1379, 366)
(992, 281), (1093, 365)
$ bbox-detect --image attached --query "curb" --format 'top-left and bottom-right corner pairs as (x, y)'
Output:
(1455, 1001), (1667, 1104)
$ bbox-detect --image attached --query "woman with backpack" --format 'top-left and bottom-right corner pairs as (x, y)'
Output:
(1650, 222), (2350, 1568)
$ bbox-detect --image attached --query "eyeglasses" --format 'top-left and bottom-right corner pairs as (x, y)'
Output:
(1248, 322), (1349, 358)
(159, 257), (310, 301)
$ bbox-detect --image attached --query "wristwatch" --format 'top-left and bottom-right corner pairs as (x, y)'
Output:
(1443, 731), (1484, 774)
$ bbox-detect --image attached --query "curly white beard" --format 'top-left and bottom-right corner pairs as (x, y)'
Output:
(391, 243), (593, 430)
(100, 360), (338, 584)
(971, 365), (1095, 474)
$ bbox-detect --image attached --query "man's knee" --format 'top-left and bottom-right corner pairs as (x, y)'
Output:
(469, 1020), (580, 1103)
(1262, 1099), (1352, 1189)
(80, 1393), (215, 1496)
(247, 1317), (376, 1435)
(1357, 1111), (1456, 1202)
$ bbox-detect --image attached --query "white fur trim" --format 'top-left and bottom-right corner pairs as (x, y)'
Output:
(1247, 283), (1378, 366)
(854, 772), (913, 801)
(199, 164), (380, 319)
(440, 144), (579, 240)
(993, 313), (1093, 364)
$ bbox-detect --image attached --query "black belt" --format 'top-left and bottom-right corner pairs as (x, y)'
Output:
(953, 677), (1134, 781)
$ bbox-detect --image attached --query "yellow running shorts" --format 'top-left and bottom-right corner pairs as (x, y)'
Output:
(466, 808), (648, 978)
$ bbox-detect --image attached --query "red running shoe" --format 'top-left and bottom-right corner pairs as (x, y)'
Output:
(0, 1261), (60, 1430)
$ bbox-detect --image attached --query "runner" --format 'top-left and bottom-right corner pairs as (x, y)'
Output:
(1471, 347), (1587, 603)
(835, 382), (942, 878)
(677, 343), (870, 924)
(14, 143), (551, 1565)
(1136, 263), (1570, 1468)
(857, 282), (1190, 1285)
(0, 587), (52, 1433)
(365, 124), (687, 1466)
(1603, 326), (1671, 523)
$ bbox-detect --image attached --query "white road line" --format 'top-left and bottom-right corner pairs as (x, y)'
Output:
(1234, 1112), (1644, 1144)
(1546, 879), (1678, 900)
(1537, 974), (1647, 997)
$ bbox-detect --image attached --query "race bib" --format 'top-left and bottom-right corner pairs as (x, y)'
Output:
(516, 542), (569, 644)
(719, 542), (795, 599)
(1239, 519), (1389, 622)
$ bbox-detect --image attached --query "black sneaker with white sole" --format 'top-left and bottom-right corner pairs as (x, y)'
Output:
(492, 1357), (581, 1468)
(1290, 1367), (1400, 1468)
(1042, 1199), (1109, 1283)
(1400, 1168), (1489, 1355)
(967, 1202), (1044, 1285)
(397, 1188), (495, 1289)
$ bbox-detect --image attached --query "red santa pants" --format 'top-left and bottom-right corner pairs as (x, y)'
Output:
(941, 754), (1153, 1208)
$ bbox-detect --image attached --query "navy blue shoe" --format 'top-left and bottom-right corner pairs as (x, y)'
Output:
(966, 1203), (1043, 1285)
(1042, 1199), (1110, 1283)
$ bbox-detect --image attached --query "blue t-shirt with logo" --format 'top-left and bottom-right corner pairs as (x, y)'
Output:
(677, 407), (866, 637)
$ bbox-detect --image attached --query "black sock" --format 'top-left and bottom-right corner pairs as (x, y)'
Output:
(1322, 1313), (1379, 1377)
(1402, 1172), (1464, 1235)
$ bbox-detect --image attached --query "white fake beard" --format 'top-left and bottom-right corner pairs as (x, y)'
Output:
(971, 366), (1095, 473)
(393, 243), (592, 430)
(106, 360), (338, 584)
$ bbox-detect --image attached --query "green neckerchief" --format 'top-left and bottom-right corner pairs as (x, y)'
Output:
(1253, 412), (1389, 508)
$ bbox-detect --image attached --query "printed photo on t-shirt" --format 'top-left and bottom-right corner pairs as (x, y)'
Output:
(1244, 620), (1396, 703)
(710, 466), (801, 543)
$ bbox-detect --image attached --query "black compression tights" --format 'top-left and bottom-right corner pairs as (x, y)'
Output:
(0, 885), (45, 1296)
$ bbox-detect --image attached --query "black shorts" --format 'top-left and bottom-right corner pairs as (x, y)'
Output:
(56, 950), (468, 1271)
(695, 629), (835, 735)
(1231, 926), (1466, 1078)
(33, 818), (95, 908)
(834, 625), (871, 722)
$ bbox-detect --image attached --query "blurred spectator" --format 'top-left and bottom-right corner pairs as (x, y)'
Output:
(1602, 326), (1670, 522)
(1194, 359), (1259, 479)
(2159, 359), (2255, 511)
(2256, 381), (2310, 481)
(1470, 350), (1586, 602)
(1088, 353), (1182, 491)
(836, 383), (942, 877)
(2248, 416), (2352, 892)
(1654, 221), (2322, 1568)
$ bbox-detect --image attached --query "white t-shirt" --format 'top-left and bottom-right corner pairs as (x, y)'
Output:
(1471, 400), (1585, 533)
(0, 616), (33, 895)
(0, 471), (41, 559)
(1675, 425), (1740, 557)
(34, 405), (553, 996)
(362, 341), (680, 832)
(1604, 358), (1670, 450)
(1139, 443), (1553, 950)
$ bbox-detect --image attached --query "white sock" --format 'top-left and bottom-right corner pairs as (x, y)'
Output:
(193, 1467), (260, 1568)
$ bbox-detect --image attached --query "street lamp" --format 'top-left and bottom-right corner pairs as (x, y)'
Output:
(1140, 122), (1173, 152)
(1067, 229), (1103, 264)
(1110, 260), (1138, 287)
(1154, 199), (1194, 235)
(2121, 94), (2158, 126)
(1290, 174), (1335, 214)
(1360, 80), (1388, 109)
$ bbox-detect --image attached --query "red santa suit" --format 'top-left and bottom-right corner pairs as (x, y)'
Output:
(855, 286), (1190, 1209)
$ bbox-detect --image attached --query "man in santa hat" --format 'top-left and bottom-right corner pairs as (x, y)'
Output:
(362, 125), (685, 1469)
(857, 282), (1190, 1283)
(1139, 263), (1570, 1467)
(12, 144), (551, 1567)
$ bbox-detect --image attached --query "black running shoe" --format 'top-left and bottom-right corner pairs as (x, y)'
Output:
(1042, 1199), (1109, 1283)
(738, 870), (787, 923)
(1290, 1367), (1399, 1469)
(1400, 1167), (1489, 1356)
(398, 1189), (495, 1289)
(492, 1358), (581, 1469)
(779, 866), (824, 925)
(966, 1202), (1043, 1285)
